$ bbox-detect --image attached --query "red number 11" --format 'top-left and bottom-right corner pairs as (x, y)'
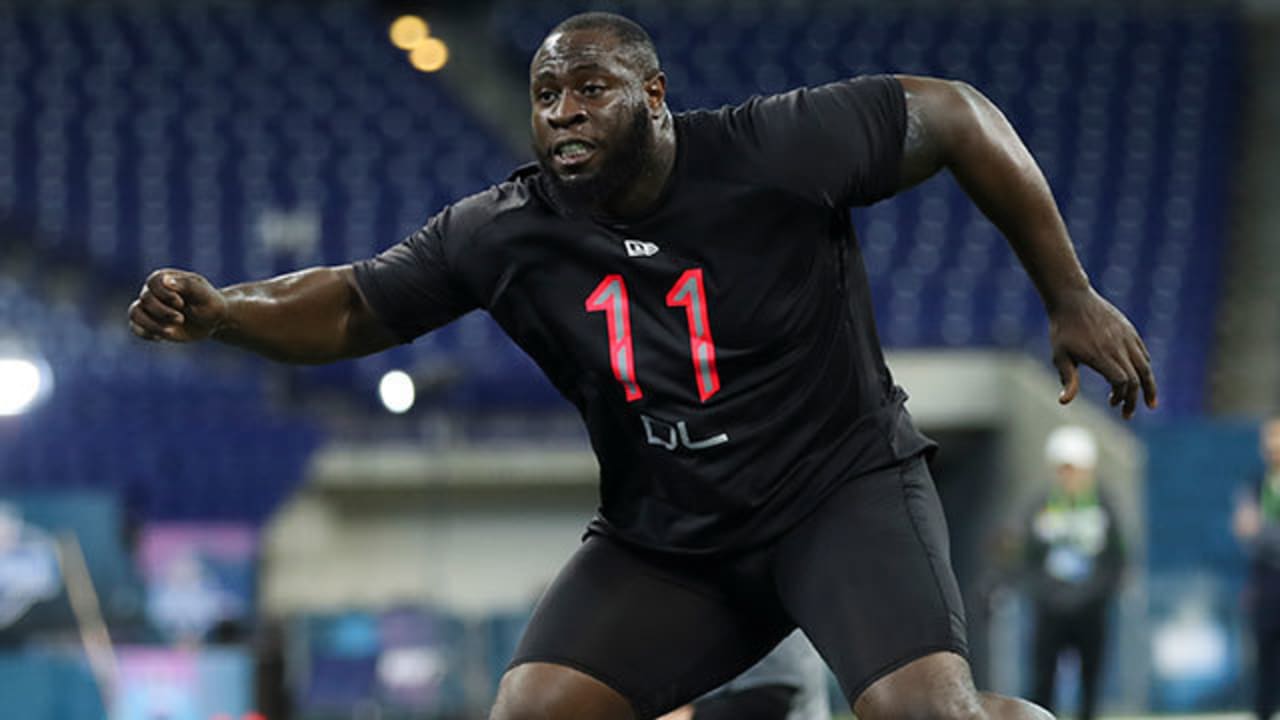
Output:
(585, 269), (721, 403)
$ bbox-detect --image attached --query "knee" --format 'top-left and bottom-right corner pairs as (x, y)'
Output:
(904, 691), (987, 720)
(490, 665), (571, 720)
(490, 662), (634, 720)
(981, 693), (1056, 720)
(864, 689), (1057, 720)
(859, 687), (985, 720)
(858, 673), (989, 720)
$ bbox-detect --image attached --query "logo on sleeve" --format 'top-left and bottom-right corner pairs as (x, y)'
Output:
(624, 239), (660, 258)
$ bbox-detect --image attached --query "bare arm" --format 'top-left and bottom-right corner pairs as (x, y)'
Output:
(128, 265), (399, 364)
(895, 74), (1157, 418)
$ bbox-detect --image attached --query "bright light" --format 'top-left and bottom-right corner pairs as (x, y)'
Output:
(378, 370), (415, 414)
(408, 36), (448, 72)
(1152, 608), (1228, 679)
(0, 357), (48, 416)
(389, 15), (429, 50)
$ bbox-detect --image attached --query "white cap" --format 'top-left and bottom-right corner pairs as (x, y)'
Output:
(1045, 425), (1097, 469)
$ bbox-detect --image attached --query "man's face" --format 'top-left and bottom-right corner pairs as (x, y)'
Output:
(1054, 463), (1095, 496)
(529, 29), (656, 207)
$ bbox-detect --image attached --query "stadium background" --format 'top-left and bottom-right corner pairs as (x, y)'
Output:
(0, 0), (1275, 717)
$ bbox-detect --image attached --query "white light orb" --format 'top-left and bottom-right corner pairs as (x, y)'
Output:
(378, 370), (415, 414)
(0, 357), (49, 416)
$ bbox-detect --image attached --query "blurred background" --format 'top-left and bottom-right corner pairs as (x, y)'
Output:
(0, 0), (1276, 717)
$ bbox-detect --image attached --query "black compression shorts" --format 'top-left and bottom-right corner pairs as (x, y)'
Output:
(508, 455), (968, 717)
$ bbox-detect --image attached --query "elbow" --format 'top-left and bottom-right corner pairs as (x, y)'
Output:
(336, 266), (398, 359)
(944, 79), (996, 142)
(948, 81), (1035, 172)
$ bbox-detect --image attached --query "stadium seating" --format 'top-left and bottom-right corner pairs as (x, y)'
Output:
(0, 276), (319, 522)
(0, 0), (1240, 430)
(0, 0), (562, 411)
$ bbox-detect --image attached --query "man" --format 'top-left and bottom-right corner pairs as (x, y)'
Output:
(127, 12), (1157, 719)
(1023, 426), (1125, 719)
(1233, 418), (1280, 718)
(657, 630), (830, 720)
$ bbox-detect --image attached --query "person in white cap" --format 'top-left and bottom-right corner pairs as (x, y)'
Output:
(1022, 426), (1125, 720)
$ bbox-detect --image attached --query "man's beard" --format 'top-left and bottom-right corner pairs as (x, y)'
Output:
(537, 104), (655, 214)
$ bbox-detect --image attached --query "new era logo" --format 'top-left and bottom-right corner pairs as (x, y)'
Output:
(624, 239), (660, 258)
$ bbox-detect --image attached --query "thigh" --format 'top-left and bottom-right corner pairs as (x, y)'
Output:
(510, 533), (791, 718)
(773, 456), (968, 704)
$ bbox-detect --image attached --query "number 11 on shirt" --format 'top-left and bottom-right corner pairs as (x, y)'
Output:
(585, 269), (721, 403)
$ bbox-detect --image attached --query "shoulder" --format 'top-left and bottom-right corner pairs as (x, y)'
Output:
(422, 168), (550, 268)
(671, 103), (777, 184)
(673, 75), (906, 204)
(436, 168), (542, 242)
(682, 75), (904, 132)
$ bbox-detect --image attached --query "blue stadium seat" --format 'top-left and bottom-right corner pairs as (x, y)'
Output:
(0, 280), (319, 523)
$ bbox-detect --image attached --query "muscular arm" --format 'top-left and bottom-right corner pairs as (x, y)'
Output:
(897, 76), (1087, 307)
(894, 75), (1157, 417)
(128, 265), (399, 364)
(213, 265), (398, 363)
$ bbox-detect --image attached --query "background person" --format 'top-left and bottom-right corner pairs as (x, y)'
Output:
(1023, 425), (1125, 719)
(1233, 417), (1280, 719)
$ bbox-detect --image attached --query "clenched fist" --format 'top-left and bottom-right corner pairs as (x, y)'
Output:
(127, 269), (228, 342)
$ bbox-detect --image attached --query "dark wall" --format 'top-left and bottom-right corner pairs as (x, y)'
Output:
(929, 428), (1004, 688)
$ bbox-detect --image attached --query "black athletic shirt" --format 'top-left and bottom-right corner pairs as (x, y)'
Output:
(354, 75), (935, 554)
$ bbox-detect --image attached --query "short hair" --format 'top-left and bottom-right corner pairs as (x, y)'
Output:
(547, 12), (661, 79)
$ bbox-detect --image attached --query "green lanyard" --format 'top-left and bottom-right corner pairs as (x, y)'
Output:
(1263, 471), (1280, 524)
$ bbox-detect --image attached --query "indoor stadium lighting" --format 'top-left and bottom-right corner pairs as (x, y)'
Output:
(0, 355), (51, 417)
(378, 370), (415, 414)
(408, 36), (449, 73)
(389, 15), (429, 50)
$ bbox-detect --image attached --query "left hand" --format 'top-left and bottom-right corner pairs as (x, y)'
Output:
(1048, 287), (1158, 419)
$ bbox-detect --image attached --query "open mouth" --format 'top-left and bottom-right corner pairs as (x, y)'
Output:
(552, 139), (597, 167)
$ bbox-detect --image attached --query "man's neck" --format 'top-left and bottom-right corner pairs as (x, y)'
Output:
(600, 116), (677, 220)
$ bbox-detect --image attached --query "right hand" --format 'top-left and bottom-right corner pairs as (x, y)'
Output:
(128, 269), (228, 342)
